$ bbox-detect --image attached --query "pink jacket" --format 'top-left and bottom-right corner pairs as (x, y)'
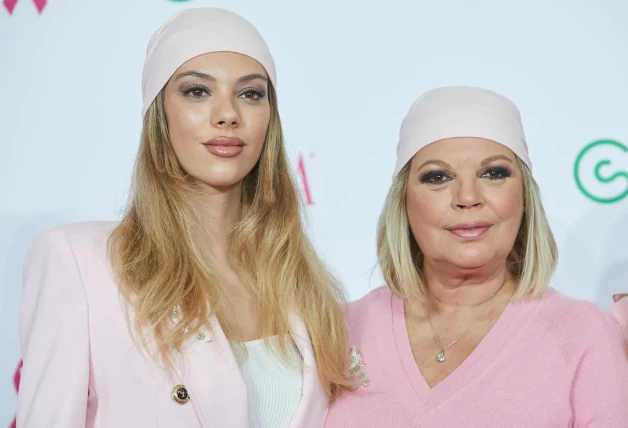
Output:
(17, 222), (328, 428)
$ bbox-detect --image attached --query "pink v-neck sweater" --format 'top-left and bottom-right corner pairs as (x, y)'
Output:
(325, 287), (628, 428)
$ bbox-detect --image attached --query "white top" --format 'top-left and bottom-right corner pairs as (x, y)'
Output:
(230, 335), (304, 428)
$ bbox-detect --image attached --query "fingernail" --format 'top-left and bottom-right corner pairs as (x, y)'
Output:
(613, 294), (619, 302)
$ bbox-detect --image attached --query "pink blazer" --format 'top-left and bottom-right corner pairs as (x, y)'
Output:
(17, 221), (328, 428)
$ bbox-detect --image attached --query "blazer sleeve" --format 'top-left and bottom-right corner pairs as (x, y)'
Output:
(610, 297), (628, 357)
(17, 228), (90, 428)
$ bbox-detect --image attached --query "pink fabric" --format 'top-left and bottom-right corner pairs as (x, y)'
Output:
(142, 7), (277, 119)
(17, 222), (327, 428)
(325, 286), (628, 428)
(612, 296), (628, 358)
(394, 86), (532, 177)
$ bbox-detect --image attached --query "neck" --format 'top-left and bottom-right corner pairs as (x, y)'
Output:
(191, 182), (241, 267)
(421, 259), (516, 312)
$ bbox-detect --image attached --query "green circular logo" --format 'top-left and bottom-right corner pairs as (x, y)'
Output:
(574, 139), (628, 204)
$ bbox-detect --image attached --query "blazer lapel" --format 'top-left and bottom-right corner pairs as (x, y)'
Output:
(168, 310), (328, 428)
(287, 313), (329, 428)
(174, 316), (250, 428)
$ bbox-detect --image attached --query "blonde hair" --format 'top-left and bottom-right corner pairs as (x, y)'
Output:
(377, 157), (558, 301)
(108, 84), (352, 400)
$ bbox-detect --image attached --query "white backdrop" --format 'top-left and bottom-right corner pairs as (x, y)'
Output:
(1, 0), (628, 425)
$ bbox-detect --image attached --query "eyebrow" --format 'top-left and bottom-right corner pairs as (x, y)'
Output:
(174, 71), (268, 84)
(417, 159), (453, 170)
(417, 154), (513, 171)
(480, 155), (513, 167)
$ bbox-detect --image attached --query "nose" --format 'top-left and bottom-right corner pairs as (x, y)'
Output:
(210, 94), (240, 129)
(452, 177), (484, 210)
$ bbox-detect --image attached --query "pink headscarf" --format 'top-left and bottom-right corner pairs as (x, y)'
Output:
(141, 7), (277, 119)
(393, 86), (532, 178)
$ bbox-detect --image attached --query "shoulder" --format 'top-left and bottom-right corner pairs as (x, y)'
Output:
(21, 222), (119, 316)
(347, 286), (393, 328)
(534, 288), (624, 364)
(345, 286), (395, 348)
(24, 221), (119, 284)
(27, 221), (118, 258)
(32, 220), (118, 245)
(533, 291), (628, 420)
(535, 288), (615, 332)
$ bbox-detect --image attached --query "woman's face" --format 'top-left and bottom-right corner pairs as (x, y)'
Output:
(405, 137), (524, 271)
(163, 51), (271, 190)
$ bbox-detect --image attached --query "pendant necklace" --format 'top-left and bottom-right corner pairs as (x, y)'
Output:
(425, 286), (502, 363)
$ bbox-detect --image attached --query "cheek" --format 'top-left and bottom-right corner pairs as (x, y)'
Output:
(407, 188), (449, 224)
(248, 110), (270, 143)
(167, 103), (206, 142)
(485, 185), (524, 224)
(239, 110), (270, 162)
(406, 188), (450, 240)
(164, 100), (208, 162)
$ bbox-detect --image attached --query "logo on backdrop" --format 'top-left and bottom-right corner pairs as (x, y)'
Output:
(574, 139), (628, 204)
(10, 360), (22, 428)
(3, 0), (46, 14)
(297, 152), (315, 205)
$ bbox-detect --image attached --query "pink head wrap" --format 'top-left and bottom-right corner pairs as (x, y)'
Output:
(393, 86), (532, 178)
(141, 7), (277, 119)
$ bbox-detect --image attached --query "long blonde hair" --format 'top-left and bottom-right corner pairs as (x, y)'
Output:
(108, 84), (352, 400)
(377, 157), (558, 301)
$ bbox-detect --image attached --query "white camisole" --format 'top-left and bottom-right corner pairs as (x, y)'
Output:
(230, 335), (304, 428)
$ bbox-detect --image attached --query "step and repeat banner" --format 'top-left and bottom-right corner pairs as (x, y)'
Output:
(1, 0), (627, 425)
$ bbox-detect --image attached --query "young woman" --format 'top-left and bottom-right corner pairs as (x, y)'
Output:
(17, 8), (351, 428)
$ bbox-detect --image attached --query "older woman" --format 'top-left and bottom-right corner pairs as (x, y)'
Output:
(325, 86), (628, 427)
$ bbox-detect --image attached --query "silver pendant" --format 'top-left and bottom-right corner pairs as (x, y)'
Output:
(436, 350), (446, 362)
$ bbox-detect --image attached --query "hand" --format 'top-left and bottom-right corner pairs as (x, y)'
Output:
(613, 293), (628, 303)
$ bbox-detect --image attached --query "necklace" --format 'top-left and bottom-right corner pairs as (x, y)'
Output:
(425, 288), (501, 363)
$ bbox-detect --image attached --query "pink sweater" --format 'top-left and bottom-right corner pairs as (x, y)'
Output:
(325, 287), (628, 428)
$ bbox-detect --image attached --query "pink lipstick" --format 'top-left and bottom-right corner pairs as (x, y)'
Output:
(203, 137), (245, 158)
(445, 221), (493, 239)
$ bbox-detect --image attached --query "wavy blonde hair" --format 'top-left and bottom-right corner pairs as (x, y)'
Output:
(108, 84), (352, 400)
(377, 157), (558, 302)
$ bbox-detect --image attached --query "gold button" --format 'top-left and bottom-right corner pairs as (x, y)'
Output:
(172, 384), (189, 404)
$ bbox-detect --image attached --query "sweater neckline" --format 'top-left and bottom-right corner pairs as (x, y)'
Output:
(390, 288), (539, 408)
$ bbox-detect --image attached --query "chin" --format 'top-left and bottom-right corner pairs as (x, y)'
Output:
(446, 250), (495, 271)
(204, 176), (246, 189)
(192, 165), (253, 189)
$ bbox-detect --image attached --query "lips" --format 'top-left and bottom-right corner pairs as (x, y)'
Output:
(202, 137), (245, 158)
(445, 221), (494, 239)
